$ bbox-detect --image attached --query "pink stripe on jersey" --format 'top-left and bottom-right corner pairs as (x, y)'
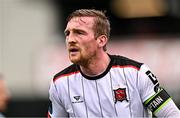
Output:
(112, 65), (140, 71)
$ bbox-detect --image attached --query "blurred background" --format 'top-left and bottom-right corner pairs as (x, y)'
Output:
(0, 0), (180, 117)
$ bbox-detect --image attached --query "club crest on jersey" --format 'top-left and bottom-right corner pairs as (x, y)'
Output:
(114, 88), (128, 103)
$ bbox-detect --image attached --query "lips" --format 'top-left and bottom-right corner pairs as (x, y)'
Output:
(69, 48), (79, 52)
(68, 47), (79, 53)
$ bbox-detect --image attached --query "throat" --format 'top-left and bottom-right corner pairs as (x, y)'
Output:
(80, 55), (111, 77)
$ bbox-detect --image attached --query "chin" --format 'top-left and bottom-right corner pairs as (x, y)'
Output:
(71, 60), (81, 64)
(69, 57), (80, 64)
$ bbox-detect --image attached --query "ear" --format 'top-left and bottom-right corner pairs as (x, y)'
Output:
(96, 35), (108, 48)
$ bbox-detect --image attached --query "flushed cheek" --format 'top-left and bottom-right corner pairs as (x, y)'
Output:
(81, 46), (89, 55)
(85, 43), (96, 52)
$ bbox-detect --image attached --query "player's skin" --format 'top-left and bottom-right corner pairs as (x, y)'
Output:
(0, 75), (10, 112)
(64, 16), (110, 76)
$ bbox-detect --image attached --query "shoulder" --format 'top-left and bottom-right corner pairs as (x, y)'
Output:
(110, 54), (143, 70)
(53, 64), (80, 82)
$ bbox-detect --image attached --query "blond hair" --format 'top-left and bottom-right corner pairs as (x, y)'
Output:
(66, 9), (111, 51)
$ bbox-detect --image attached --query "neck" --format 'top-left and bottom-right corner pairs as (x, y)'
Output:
(80, 53), (110, 76)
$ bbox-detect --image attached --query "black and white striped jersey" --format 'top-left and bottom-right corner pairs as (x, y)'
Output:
(48, 55), (178, 118)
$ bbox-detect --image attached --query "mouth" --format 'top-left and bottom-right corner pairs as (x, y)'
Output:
(69, 47), (79, 54)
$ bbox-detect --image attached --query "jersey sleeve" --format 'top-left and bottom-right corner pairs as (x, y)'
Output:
(154, 98), (180, 117)
(138, 64), (180, 117)
(48, 79), (68, 118)
(138, 64), (158, 102)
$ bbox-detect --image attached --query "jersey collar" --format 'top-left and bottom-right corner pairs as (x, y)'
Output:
(78, 54), (113, 80)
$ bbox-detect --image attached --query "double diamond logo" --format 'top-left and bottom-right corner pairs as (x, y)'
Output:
(74, 96), (80, 101)
(72, 96), (83, 103)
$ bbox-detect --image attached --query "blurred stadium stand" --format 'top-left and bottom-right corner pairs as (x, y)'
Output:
(53, 0), (180, 37)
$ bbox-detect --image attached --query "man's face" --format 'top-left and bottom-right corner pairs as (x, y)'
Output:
(64, 17), (99, 65)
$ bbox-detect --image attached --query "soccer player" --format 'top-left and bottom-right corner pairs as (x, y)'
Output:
(48, 9), (180, 117)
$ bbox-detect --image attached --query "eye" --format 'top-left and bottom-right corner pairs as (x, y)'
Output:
(64, 30), (70, 37)
(74, 30), (86, 35)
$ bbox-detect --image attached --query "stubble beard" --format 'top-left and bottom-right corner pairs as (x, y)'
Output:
(69, 55), (80, 64)
(69, 51), (94, 66)
(69, 50), (82, 64)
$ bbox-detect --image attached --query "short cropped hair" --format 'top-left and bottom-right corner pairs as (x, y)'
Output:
(66, 9), (111, 51)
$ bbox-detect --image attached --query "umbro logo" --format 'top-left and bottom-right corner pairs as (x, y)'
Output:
(72, 96), (83, 103)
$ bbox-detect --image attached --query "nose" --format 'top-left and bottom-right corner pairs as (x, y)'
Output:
(66, 32), (76, 44)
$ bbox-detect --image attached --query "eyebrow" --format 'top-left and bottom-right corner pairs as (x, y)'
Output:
(64, 28), (86, 35)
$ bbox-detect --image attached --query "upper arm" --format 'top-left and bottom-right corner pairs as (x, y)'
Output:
(137, 64), (159, 102)
(48, 80), (68, 117)
(138, 64), (180, 117)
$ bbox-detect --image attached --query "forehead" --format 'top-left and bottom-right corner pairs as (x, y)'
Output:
(66, 17), (95, 29)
